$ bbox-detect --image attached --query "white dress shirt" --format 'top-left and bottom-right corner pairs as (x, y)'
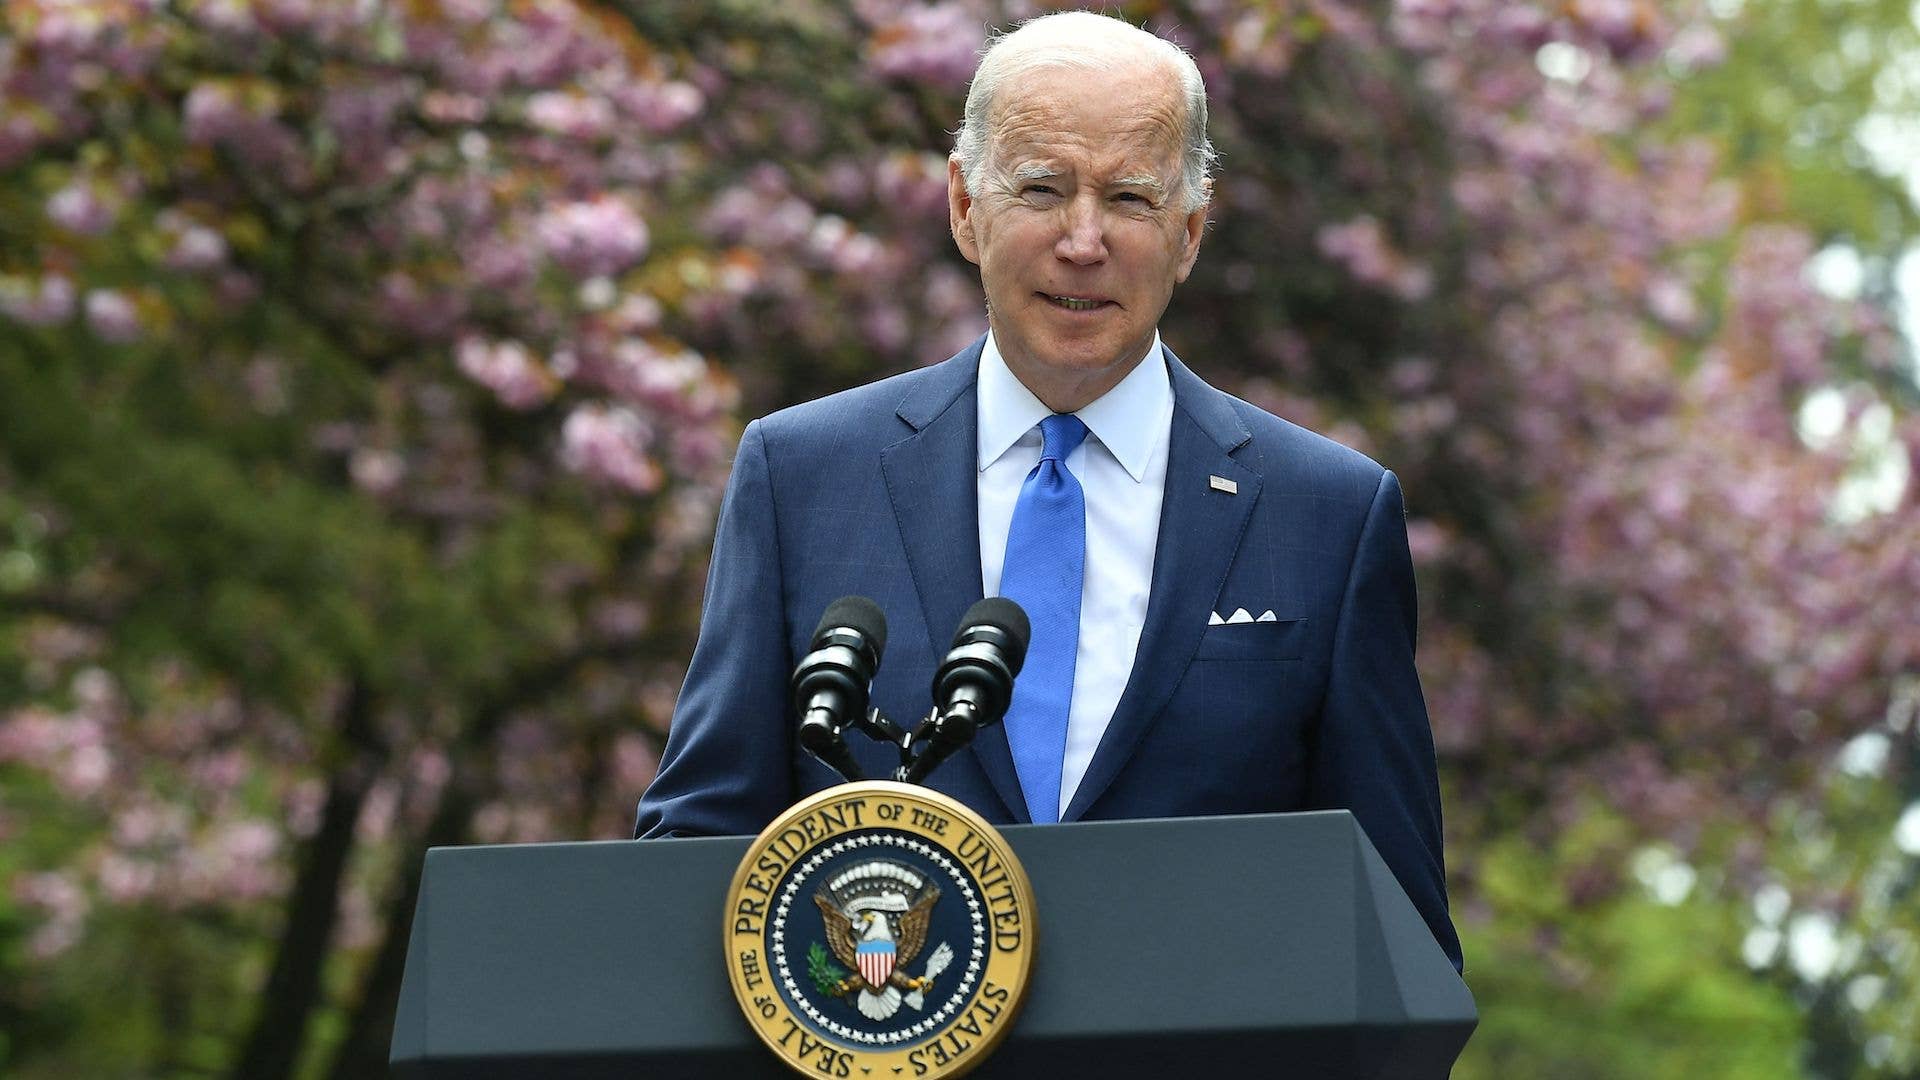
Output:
(976, 331), (1172, 818)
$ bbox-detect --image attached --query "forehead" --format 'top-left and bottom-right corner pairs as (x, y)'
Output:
(986, 60), (1186, 175)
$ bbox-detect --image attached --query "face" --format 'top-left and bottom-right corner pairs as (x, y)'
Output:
(949, 60), (1206, 412)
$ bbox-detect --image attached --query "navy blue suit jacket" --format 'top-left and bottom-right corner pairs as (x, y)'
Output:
(636, 339), (1461, 971)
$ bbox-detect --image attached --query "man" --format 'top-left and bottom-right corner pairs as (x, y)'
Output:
(636, 11), (1461, 972)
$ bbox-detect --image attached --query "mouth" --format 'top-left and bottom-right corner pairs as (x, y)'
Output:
(1040, 293), (1113, 312)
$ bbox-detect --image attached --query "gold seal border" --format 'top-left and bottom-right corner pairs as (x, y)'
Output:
(723, 781), (1037, 1080)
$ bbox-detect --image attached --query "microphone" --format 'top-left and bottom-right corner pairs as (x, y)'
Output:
(793, 596), (887, 783)
(900, 598), (1030, 784)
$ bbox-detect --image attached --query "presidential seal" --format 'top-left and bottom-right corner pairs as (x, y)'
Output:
(724, 781), (1035, 1079)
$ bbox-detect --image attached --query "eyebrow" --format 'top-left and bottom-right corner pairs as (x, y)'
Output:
(1002, 164), (1168, 193)
(1008, 163), (1061, 184)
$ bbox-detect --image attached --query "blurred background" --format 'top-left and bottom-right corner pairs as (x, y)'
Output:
(1, 0), (1916, 1076)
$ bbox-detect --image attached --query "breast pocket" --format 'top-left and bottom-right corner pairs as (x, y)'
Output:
(1191, 617), (1306, 662)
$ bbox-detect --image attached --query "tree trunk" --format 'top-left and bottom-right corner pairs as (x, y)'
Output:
(228, 682), (382, 1080)
(322, 782), (474, 1080)
(320, 647), (635, 1078)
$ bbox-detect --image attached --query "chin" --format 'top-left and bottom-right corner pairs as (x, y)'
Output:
(1050, 334), (1146, 371)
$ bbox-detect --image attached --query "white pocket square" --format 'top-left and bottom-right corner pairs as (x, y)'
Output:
(1209, 608), (1278, 625)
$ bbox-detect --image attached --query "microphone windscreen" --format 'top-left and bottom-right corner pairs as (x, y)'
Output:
(815, 595), (888, 660)
(959, 597), (1030, 661)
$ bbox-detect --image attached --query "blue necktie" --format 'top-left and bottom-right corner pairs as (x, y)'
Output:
(998, 413), (1089, 824)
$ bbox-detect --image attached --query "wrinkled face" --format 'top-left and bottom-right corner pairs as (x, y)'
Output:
(949, 60), (1206, 412)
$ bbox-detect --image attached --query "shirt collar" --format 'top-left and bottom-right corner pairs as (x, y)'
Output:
(976, 330), (1168, 482)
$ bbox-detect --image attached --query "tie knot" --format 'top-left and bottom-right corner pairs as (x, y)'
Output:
(1038, 413), (1088, 463)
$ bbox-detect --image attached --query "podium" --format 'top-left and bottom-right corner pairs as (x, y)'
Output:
(390, 810), (1474, 1077)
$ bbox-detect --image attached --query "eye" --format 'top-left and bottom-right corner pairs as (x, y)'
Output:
(1022, 184), (1060, 197)
(1114, 191), (1150, 205)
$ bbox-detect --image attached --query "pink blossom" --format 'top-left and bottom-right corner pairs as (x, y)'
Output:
(349, 448), (405, 495)
(561, 404), (660, 492)
(1646, 275), (1699, 329)
(0, 113), (45, 169)
(411, 747), (451, 789)
(865, 3), (985, 89)
(58, 743), (112, 796)
(165, 223), (228, 271)
(463, 236), (536, 292)
(526, 91), (615, 139)
(182, 82), (246, 144)
(193, 747), (249, 791)
(861, 305), (910, 352)
(84, 289), (141, 343)
(220, 819), (281, 863)
(0, 708), (64, 766)
(1665, 24), (1725, 71)
(181, 79), (305, 177)
(285, 779), (325, 838)
(613, 733), (660, 790)
(16, 871), (88, 957)
(97, 855), (158, 903)
(356, 782), (398, 844)
(634, 81), (704, 133)
(873, 153), (949, 221)
(16, 871), (86, 914)
(456, 336), (555, 409)
(440, 0), (497, 27)
(31, 2), (114, 52)
(704, 185), (817, 249)
(216, 270), (259, 306)
(609, 292), (664, 334)
(808, 216), (888, 277)
(420, 89), (489, 123)
(322, 77), (413, 176)
(377, 272), (466, 337)
(538, 198), (649, 278)
(47, 180), (114, 234)
(0, 273), (77, 325)
(600, 339), (709, 411)
(112, 802), (188, 848)
(190, 0), (260, 36)
(256, 0), (319, 36)
(1571, 0), (1661, 59)
(1316, 216), (1433, 300)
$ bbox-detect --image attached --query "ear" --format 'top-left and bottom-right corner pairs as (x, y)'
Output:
(1173, 198), (1207, 284)
(948, 156), (981, 266)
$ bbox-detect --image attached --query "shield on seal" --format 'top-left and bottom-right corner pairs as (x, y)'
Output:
(857, 938), (896, 987)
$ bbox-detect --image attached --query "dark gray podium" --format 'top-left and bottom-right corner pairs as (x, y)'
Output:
(391, 810), (1474, 1078)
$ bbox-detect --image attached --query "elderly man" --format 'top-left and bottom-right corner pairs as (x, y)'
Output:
(636, 11), (1461, 971)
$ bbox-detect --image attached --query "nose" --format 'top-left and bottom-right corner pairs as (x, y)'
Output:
(1053, 193), (1108, 265)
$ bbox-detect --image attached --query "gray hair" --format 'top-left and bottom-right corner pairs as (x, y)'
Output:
(953, 11), (1217, 214)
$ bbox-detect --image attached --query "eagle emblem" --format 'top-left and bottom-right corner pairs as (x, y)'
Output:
(810, 859), (955, 1021)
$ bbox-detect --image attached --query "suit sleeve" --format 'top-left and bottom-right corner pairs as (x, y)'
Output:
(1308, 468), (1463, 972)
(634, 420), (796, 838)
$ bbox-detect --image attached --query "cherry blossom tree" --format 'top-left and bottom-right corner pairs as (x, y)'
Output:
(1, 1), (733, 1074)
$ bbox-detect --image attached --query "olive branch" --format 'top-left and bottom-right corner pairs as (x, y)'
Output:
(808, 941), (850, 996)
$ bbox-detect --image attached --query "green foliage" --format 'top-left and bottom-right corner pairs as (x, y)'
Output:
(809, 940), (848, 996)
(1455, 834), (1805, 1080)
(1664, 0), (1920, 256)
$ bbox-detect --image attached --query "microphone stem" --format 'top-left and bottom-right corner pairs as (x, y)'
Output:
(799, 706), (866, 783)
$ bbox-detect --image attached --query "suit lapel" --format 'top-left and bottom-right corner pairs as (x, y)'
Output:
(1062, 350), (1259, 821)
(878, 340), (1027, 821)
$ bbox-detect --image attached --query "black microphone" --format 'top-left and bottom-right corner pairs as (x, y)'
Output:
(901, 597), (1030, 784)
(793, 596), (888, 783)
